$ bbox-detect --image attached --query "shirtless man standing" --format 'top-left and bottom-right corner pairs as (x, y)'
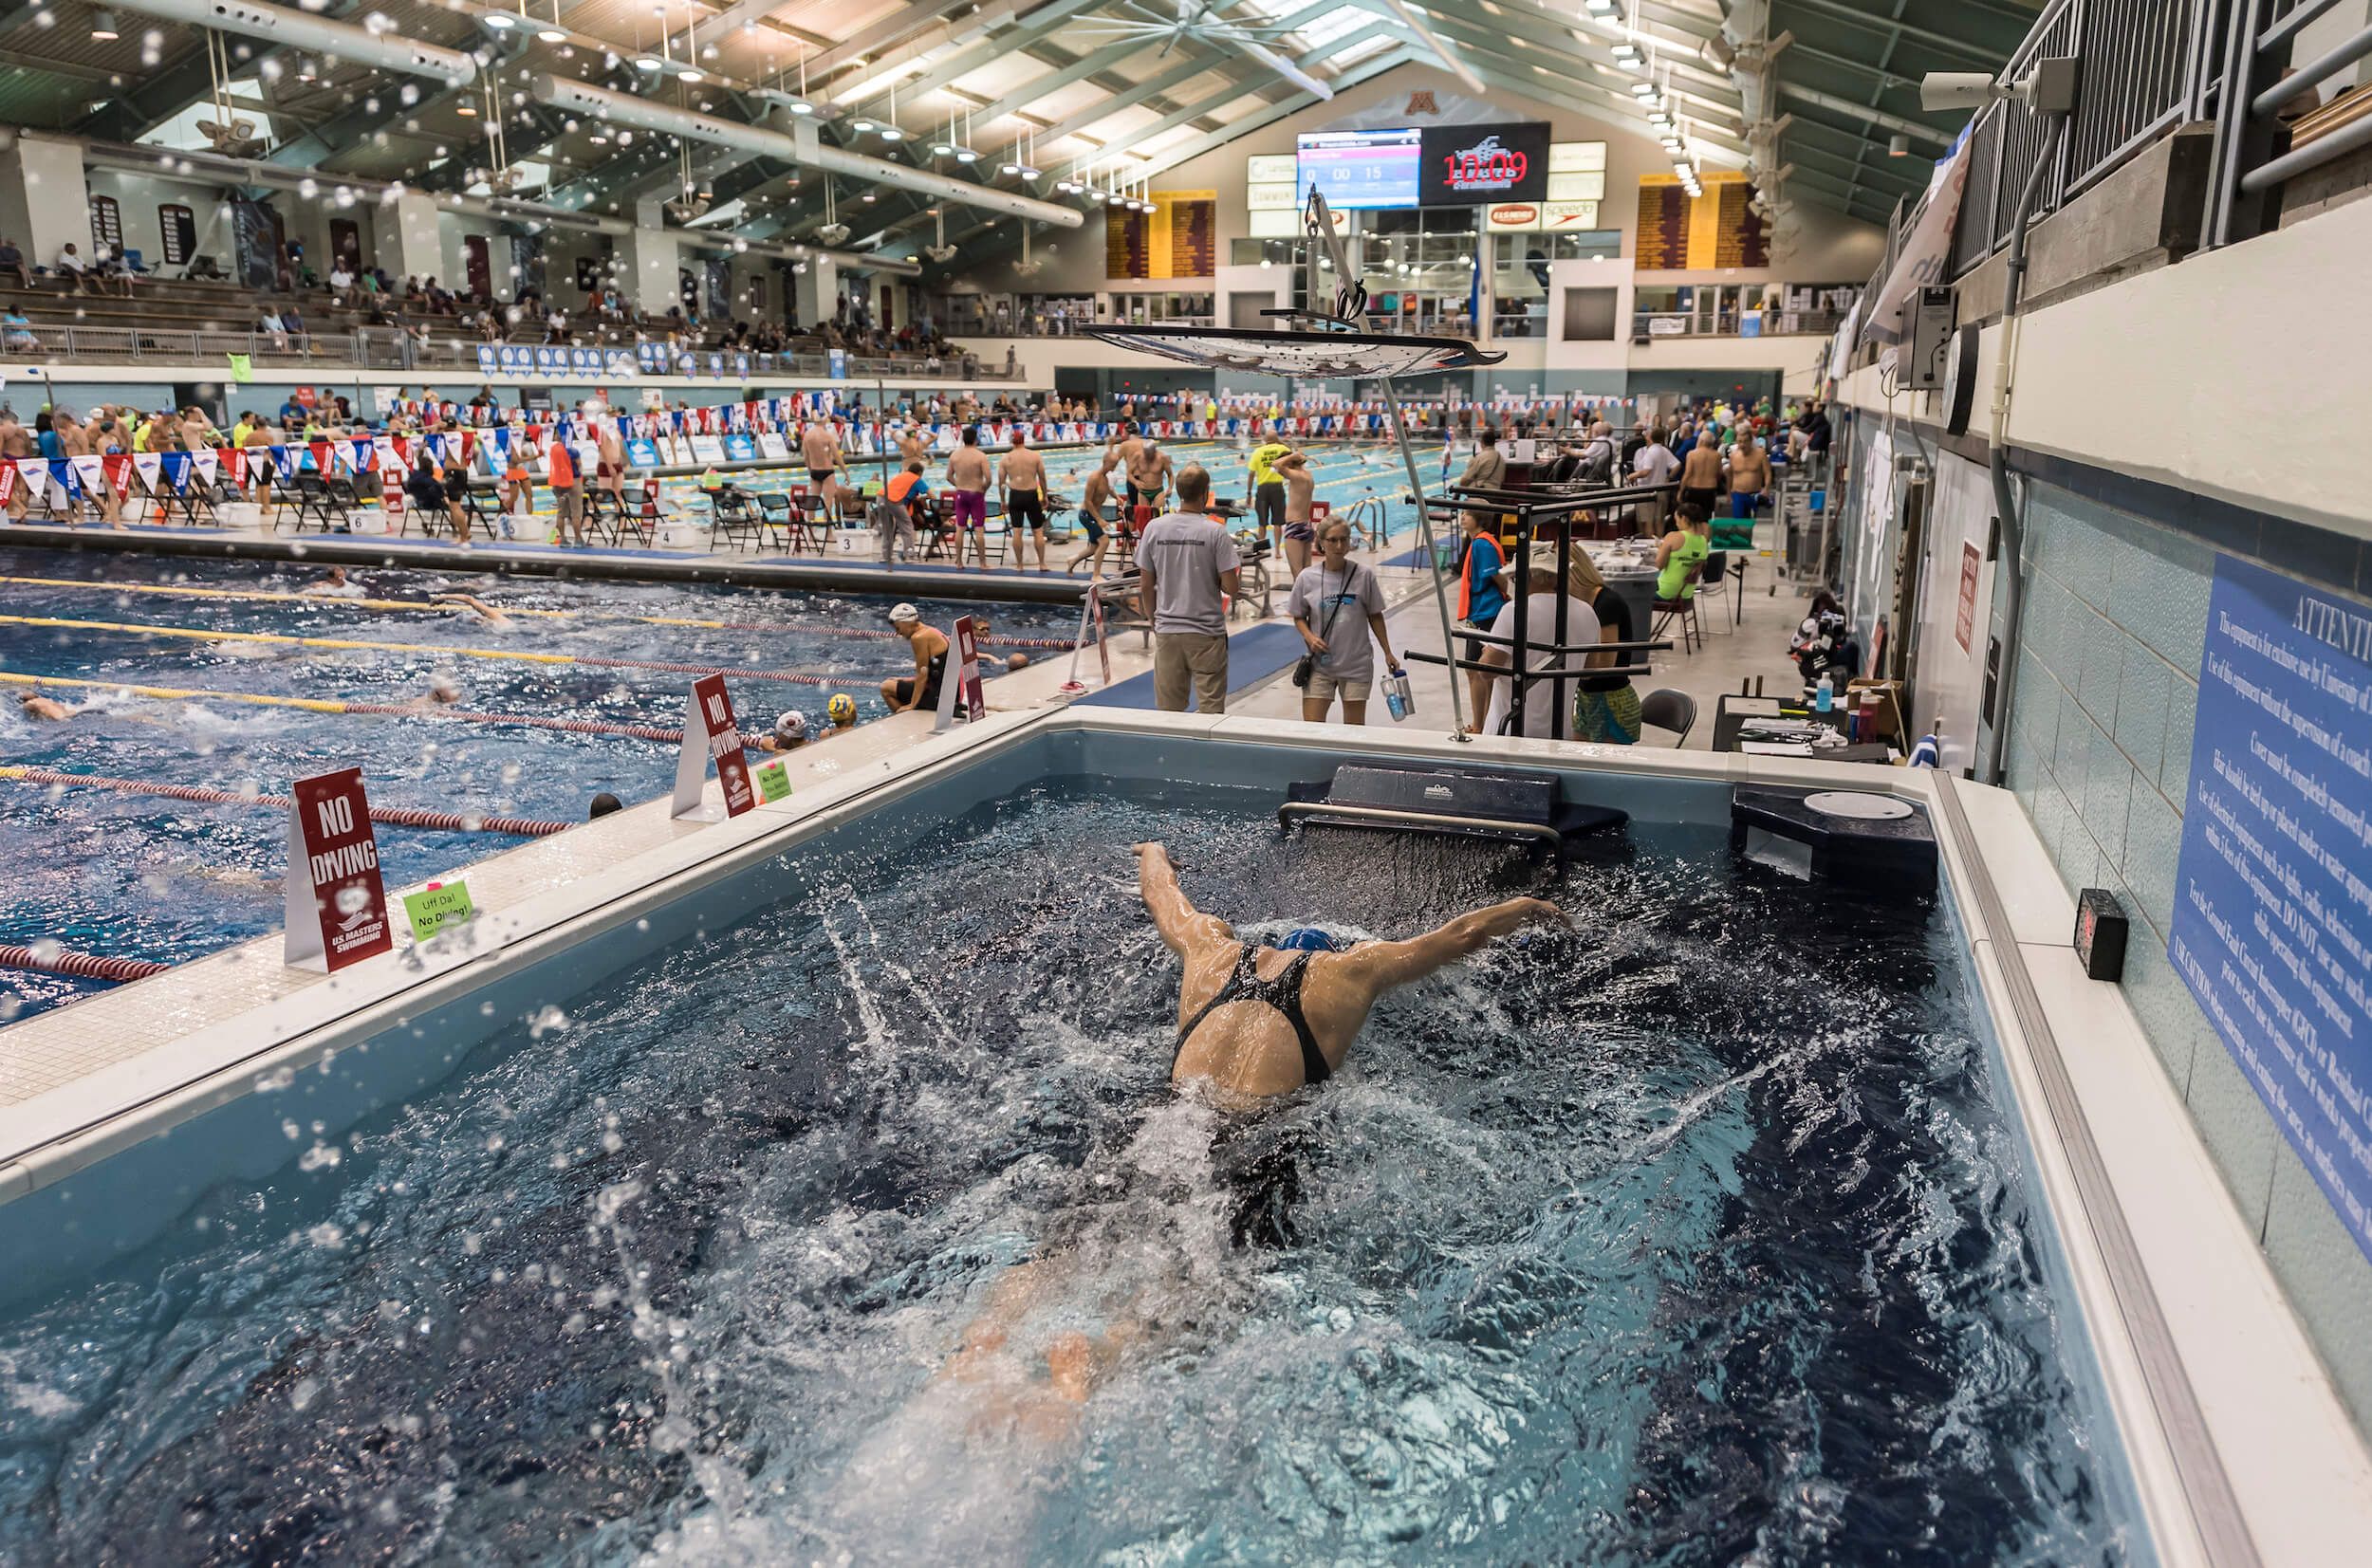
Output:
(1677, 431), (1723, 520)
(1125, 436), (1173, 524)
(1138, 841), (1564, 1100)
(1724, 430), (1772, 523)
(0, 411), (31, 521)
(801, 415), (843, 492)
(53, 411), (92, 525)
(1067, 461), (1119, 576)
(998, 430), (1051, 571)
(596, 416), (627, 511)
(946, 425), (993, 571)
(1276, 449), (1318, 577)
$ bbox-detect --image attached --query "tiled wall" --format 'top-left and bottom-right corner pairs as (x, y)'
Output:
(1998, 478), (2372, 1431)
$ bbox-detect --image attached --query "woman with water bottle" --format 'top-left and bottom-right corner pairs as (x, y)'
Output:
(1288, 519), (1403, 727)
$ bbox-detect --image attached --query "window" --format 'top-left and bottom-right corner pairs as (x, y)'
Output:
(89, 194), (123, 252)
(158, 204), (196, 266)
(1561, 287), (1619, 341)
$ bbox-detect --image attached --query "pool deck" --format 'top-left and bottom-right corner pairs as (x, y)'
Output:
(0, 520), (1100, 603)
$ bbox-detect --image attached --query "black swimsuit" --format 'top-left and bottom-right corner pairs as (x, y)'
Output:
(1172, 945), (1330, 1086)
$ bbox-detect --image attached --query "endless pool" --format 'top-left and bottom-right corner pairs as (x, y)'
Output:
(0, 711), (2363, 1563)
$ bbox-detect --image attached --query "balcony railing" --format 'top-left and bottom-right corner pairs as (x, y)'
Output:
(1913, 0), (2369, 280)
(1, 323), (1023, 381)
(1631, 309), (1850, 340)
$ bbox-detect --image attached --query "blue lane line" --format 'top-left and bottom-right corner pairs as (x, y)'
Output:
(1078, 620), (1306, 710)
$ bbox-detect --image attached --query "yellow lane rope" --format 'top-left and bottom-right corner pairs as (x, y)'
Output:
(0, 614), (577, 666)
(2, 670), (350, 711)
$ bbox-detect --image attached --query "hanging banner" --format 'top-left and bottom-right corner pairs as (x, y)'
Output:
(283, 766), (392, 972)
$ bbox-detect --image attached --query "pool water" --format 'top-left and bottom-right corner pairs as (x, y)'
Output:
(0, 781), (2145, 1563)
(0, 545), (1077, 1020)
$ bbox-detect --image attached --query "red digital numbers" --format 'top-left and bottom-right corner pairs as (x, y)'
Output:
(1444, 151), (1528, 189)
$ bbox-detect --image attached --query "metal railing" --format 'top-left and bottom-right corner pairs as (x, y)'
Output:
(4, 322), (1025, 381)
(1920, 0), (2367, 279)
(1632, 308), (1849, 340)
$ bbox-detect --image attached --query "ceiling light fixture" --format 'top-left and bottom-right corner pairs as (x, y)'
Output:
(90, 9), (120, 40)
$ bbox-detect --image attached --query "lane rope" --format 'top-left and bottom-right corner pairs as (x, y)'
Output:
(0, 614), (843, 683)
(0, 942), (171, 983)
(1, 672), (711, 745)
(0, 577), (1078, 649)
(0, 765), (576, 837)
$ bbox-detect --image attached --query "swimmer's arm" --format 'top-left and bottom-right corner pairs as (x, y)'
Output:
(1133, 842), (1232, 953)
(1343, 897), (1566, 991)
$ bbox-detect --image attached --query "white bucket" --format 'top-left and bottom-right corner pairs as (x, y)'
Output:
(216, 501), (266, 532)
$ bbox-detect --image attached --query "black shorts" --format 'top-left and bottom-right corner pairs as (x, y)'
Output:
(1679, 485), (1718, 517)
(1009, 490), (1047, 529)
(1461, 620), (1495, 667)
(1254, 481), (1286, 531)
(890, 675), (942, 710)
(808, 467), (835, 485)
(1078, 507), (1105, 544)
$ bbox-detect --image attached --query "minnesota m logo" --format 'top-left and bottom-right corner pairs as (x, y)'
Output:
(1405, 90), (1438, 115)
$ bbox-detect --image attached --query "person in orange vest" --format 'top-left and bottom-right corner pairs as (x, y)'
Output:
(546, 433), (585, 545)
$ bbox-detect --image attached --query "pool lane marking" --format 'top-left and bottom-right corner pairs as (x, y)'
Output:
(0, 578), (1076, 647)
(0, 766), (572, 838)
(0, 671), (713, 741)
(0, 615), (841, 683)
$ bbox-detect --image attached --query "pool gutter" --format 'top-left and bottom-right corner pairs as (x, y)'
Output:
(1, 708), (2367, 1563)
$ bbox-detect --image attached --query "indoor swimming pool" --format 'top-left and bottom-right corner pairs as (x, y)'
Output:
(0, 759), (2149, 1564)
(0, 546), (1078, 1021)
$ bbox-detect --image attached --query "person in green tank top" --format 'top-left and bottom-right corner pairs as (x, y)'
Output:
(1656, 501), (1713, 602)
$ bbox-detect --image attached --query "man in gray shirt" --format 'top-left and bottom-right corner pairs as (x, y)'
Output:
(1134, 463), (1239, 712)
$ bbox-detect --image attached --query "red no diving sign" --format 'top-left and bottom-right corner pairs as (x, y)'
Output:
(673, 673), (754, 820)
(284, 766), (393, 971)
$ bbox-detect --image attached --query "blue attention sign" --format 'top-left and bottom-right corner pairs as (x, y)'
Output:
(2169, 552), (2372, 1259)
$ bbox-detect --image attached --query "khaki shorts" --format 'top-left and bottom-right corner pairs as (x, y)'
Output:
(1153, 631), (1229, 713)
(1305, 669), (1370, 704)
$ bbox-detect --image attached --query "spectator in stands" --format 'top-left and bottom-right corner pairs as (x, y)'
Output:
(279, 393), (306, 425)
(54, 242), (96, 295)
(328, 259), (356, 305)
(0, 236), (28, 289)
(2, 306), (36, 352)
(259, 309), (291, 351)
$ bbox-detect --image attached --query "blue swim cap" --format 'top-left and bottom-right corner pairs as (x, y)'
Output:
(1271, 927), (1342, 953)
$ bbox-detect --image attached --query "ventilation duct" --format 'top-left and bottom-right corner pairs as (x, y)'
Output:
(529, 74), (1084, 228)
(105, 0), (478, 86)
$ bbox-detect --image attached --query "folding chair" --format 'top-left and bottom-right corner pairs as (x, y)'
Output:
(1693, 551), (1732, 635)
(459, 482), (501, 541)
(1639, 688), (1697, 746)
(323, 473), (364, 530)
(753, 491), (808, 552)
(1651, 586), (1702, 655)
(708, 490), (760, 551)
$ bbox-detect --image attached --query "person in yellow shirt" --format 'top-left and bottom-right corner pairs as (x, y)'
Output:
(1246, 437), (1293, 554)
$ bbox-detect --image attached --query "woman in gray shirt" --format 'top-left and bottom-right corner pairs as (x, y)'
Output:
(1288, 519), (1400, 725)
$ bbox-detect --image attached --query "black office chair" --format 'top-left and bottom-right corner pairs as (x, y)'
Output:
(1640, 687), (1696, 747)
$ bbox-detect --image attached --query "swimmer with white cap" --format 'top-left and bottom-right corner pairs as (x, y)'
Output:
(880, 603), (950, 714)
(753, 710), (809, 752)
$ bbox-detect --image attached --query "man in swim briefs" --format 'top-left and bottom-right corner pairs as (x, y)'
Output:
(998, 430), (1051, 571)
(1125, 437), (1174, 522)
(1276, 448), (1318, 576)
(1136, 841), (1565, 1100)
(946, 425), (993, 571)
(801, 416), (843, 490)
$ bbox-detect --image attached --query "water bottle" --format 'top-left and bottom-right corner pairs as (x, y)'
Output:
(1815, 673), (1833, 713)
(1384, 668), (1411, 722)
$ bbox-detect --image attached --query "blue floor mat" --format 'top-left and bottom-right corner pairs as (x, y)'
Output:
(1078, 620), (1307, 710)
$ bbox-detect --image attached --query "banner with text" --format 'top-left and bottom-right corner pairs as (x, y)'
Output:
(2168, 552), (2372, 1261)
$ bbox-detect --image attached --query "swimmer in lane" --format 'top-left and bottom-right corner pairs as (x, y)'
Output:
(401, 673), (464, 710)
(1136, 841), (1565, 1101)
(17, 691), (73, 721)
(432, 591), (510, 625)
(301, 566), (364, 598)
